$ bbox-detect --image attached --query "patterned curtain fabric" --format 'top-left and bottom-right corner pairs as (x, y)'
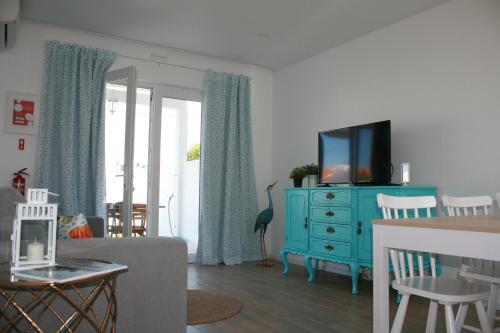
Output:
(35, 41), (117, 218)
(197, 70), (260, 265)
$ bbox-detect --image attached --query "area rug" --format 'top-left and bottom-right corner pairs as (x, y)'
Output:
(187, 289), (242, 325)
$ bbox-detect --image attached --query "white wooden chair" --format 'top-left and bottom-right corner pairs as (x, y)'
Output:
(377, 194), (491, 333)
(443, 195), (500, 332)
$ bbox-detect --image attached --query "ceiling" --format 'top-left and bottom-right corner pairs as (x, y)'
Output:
(22, 0), (450, 69)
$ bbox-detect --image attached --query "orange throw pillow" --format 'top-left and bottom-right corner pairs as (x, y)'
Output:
(58, 213), (93, 239)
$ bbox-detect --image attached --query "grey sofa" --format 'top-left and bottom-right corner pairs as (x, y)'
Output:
(0, 187), (187, 333)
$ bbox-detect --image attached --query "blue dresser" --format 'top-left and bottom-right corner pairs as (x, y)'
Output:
(280, 186), (437, 294)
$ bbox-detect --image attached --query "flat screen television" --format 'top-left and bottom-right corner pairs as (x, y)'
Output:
(318, 120), (391, 185)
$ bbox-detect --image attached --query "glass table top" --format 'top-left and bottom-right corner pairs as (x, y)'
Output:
(0, 258), (121, 286)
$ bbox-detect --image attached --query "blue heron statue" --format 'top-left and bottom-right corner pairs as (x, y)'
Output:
(254, 181), (278, 267)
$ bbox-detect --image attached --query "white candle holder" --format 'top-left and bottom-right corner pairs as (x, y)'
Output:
(11, 189), (58, 271)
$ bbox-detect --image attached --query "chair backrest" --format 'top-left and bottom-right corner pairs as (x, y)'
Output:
(377, 193), (436, 219)
(133, 204), (147, 228)
(377, 194), (438, 283)
(442, 195), (492, 217)
(442, 195), (493, 272)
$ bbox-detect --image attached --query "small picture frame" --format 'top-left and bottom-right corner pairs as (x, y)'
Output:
(4, 92), (40, 135)
(401, 163), (410, 185)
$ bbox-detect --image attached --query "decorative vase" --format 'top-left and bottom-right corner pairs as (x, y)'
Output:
(293, 178), (303, 188)
(307, 175), (318, 187)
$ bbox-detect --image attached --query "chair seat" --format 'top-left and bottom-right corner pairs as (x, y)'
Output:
(460, 266), (500, 284)
(393, 276), (490, 303)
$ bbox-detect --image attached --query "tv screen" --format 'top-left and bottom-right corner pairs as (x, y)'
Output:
(319, 120), (391, 185)
(318, 127), (352, 184)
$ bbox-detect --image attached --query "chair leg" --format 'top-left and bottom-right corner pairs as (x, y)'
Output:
(391, 294), (410, 333)
(426, 300), (439, 333)
(444, 304), (457, 333)
(475, 300), (493, 333)
(487, 284), (498, 327)
(455, 303), (469, 333)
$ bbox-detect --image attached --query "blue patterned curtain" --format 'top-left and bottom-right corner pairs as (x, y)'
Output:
(35, 41), (116, 218)
(197, 70), (260, 265)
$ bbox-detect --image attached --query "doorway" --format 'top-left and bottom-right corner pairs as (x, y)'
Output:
(149, 86), (202, 258)
(104, 81), (152, 237)
(104, 75), (201, 258)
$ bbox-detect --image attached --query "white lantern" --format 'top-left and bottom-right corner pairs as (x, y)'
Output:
(10, 189), (58, 271)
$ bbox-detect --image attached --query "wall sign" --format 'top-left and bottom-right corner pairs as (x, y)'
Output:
(4, 92), (40, 135)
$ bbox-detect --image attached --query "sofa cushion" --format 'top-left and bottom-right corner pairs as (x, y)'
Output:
(58, 214), (93, 239)
(86, 217), (105, 238)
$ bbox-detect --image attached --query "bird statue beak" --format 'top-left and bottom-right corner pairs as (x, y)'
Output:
(264, 181), (278, 192)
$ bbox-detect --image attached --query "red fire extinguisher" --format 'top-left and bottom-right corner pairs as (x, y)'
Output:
(12, 168), (29, 196)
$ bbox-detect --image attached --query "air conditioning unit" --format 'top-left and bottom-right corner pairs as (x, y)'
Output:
(0, 0), (20, 50)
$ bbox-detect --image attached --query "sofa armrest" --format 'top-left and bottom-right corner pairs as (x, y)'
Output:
(57, 237), (187, 333)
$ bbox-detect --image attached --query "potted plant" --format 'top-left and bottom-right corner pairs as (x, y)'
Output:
(304, 164), (319, 187)
(289, 167), (306, 188)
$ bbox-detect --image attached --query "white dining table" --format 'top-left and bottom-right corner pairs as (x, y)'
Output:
(373, 214), (500, 333)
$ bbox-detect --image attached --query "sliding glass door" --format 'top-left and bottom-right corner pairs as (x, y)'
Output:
(149, 86), (201, 257)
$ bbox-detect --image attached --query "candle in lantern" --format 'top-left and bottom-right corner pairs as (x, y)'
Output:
(27, 239), (44, 262)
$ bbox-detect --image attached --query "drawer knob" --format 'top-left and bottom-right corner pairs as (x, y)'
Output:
(326, 226), (335, 234)
(325, 210), (335, 217)
(326, 192), (335, 200)
(324, 244), (334, 251)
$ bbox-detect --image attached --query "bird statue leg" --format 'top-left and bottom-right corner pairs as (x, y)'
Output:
(259, 230), (265, 263)
(257, 230), (273, 267)
(262, 233), (268, 266)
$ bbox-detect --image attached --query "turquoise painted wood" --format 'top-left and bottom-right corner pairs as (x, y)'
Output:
(280, 186), (437, 294)
(284, 190), (309, 251)
(357, 188), (399, 262)
(310, 222), (351, 242)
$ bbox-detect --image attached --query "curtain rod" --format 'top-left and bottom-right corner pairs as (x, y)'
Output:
(118, 54), (208, 73)
(118, 53), (253, 79)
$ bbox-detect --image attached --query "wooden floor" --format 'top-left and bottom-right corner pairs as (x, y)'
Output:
(187, 260), (482, 333)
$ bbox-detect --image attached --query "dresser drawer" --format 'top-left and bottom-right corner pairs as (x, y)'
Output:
(310, 206), (351, 223)
(310, 223), (352, 242)
(310, 238), (352, 258)
(310, 189), (351, 205)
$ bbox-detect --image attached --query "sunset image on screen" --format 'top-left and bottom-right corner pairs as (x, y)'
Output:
(321, 164), (351, 182)
(320, 128), (351, 183)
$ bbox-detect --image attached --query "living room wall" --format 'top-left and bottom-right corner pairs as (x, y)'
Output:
(271, 0), (500, 269)
(0, 19), (273, 244)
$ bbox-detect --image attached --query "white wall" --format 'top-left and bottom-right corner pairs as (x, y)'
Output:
(271, 0), (500, 267)
(0, 19), (273, 245)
